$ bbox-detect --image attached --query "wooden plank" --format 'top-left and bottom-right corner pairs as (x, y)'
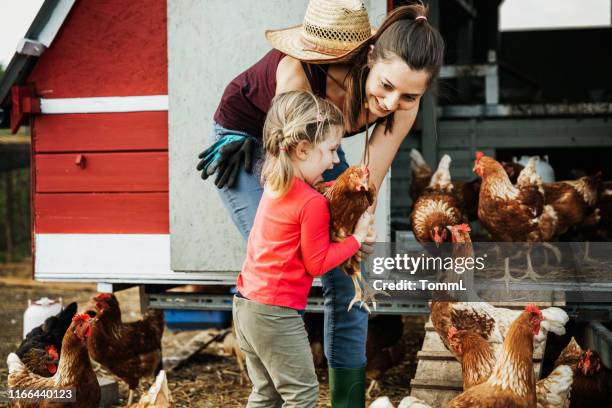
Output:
(422, 326), (545, 359)
(417, 350), (457, 360)
(33, 112), (168, 152)
(35, 192), (169, 233)
(410, 378), (463, 390)
(413, 359), (462, 383)
(413, 358), (542, 384)
(40, 95), (168, 114)
(35, 152), (168, 192)
(28, 0), (167, 98)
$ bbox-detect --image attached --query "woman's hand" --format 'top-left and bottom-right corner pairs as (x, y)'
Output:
(353, 211), (375, 245)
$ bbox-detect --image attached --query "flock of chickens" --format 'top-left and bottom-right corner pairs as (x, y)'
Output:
(410, 149), (611, 285)
(7, 293), (170, 408)
(369, 222), (611, 408)
(372, 299), (611, 408)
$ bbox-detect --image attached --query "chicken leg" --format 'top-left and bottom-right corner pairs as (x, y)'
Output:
(366, 379), (380, 399)
(348, 273), (369, 312)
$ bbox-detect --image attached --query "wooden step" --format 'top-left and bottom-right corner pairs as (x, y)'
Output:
(410, 378), (463, 391)
(417, 348), (543, 362)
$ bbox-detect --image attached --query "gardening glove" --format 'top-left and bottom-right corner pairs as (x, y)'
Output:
(196, 134), (256, 188)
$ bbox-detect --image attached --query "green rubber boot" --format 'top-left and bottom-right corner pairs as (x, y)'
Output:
(328, 366), (366, 408)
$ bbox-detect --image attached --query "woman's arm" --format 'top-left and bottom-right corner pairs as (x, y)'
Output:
(275, 56), (311, 95)
(366, 105), (419, 191)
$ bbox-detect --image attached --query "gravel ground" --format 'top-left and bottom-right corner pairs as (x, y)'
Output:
(0, 262), (424, 407)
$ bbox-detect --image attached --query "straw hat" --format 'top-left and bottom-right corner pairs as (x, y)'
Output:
(265, 0), (375, 63)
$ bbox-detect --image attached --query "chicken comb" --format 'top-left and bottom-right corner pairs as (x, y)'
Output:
(72, 313), (91, 323)
(456, 224), (471, 233)
(447, 326), (458, 340)
(524, 303), (541, 315)
(95, 293), (113, 301)
(45, 345), (59, 360)
(475, 151), (485, 160)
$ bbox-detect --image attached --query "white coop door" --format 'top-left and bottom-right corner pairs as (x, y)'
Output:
(169, 0), (389, 273)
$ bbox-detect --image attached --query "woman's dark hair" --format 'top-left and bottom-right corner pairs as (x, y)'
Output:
(342, 3), (445, 134)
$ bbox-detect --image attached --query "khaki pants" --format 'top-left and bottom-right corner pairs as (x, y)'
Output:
(233, 296), (319, 408)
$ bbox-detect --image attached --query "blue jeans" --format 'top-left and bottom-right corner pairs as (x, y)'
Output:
(211, 123), (368, 368)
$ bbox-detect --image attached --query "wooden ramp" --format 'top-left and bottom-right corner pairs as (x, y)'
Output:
(409, 305), (550, 408)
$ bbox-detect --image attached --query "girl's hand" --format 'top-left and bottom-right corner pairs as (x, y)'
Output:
(353, 212), (374, 245)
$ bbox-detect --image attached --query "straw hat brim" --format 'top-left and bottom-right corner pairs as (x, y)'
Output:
(265, 24), (375, 64)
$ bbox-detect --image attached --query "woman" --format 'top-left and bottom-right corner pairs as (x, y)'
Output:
(197, 1), (444, 406)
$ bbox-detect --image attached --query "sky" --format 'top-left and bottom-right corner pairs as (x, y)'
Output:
(0, 0), (610, 68)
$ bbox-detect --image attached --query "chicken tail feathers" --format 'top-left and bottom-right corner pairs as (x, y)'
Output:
(516, 157), (542, 189)
(7, 353), (25, 374)
(541, 307), (569, 336)
(410, 149), (429, 172)
(536, 364), (573, 407)
(429, 154), (452, 191)
(57, 302), (78, 331)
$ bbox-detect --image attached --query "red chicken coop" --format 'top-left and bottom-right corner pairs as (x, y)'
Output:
(0, 0), (393, 303)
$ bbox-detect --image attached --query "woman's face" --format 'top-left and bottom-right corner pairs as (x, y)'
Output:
(365, 51), (430, 117)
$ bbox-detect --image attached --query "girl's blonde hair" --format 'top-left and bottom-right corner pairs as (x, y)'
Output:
(262, 91), (344, 196)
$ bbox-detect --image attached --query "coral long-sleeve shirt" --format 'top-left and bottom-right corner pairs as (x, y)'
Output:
(237, 177), (360, 310)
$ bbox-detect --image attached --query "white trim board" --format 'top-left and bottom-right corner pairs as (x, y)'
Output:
(34, 233), (235, 283)
(40, 95), (169, 114)
(38, 0), (77, 47)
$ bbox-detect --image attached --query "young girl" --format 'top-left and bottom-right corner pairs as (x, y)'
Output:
(233, 91), (375, 407)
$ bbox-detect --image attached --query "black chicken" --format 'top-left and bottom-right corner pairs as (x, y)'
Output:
(15, 302), (78, 376)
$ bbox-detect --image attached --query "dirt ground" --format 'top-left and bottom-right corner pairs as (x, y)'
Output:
(0, 262), (424, 407)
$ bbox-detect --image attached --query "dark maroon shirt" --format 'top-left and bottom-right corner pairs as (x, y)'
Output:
(214, 48), (382, 139)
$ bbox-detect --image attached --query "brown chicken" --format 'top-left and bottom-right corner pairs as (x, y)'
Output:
(554, 337), (583, 370)
(502, 161), (525, 184)
(365, 314), (405, 398)
(568, 349), (612, 408)
(432, 297), (568, 360)
(318, 164), (377, 311)
(410, 149), (510, 222)
(409, 148), (434, 202)
(448, 326), (573, 407)
(474, 153), (560, 285)
(446, 304), (543, 408)
(86, 293), (164, 405)
(448, 326), (496, 390)
(411, 155), (468, 245)
(535, 364), (573, 408)
(7, 313), (100, 408)
(575, 179), (612, 261)
(543, 174), (600, 237)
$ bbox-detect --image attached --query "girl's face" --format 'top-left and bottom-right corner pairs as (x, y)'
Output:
(294, 126), (343, 186)
(365, 50), (430, 117)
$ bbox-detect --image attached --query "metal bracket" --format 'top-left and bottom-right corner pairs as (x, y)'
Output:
(16, 38), (46, 57)
(146, 291), (430, 315)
